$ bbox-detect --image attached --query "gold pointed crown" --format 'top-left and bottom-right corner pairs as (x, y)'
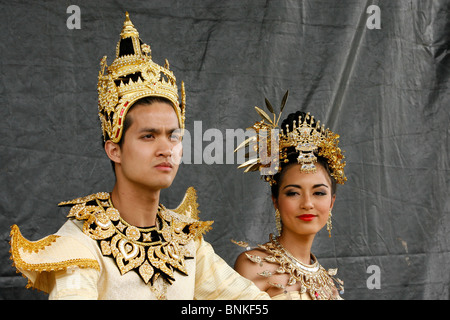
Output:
(97, 12), (186, 143)
(236, 91), (346, 185)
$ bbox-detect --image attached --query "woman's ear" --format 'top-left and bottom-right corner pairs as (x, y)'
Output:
(271, 195), (278, 210)
(330, 194), (336, 211)
(104, 140), (121, 164)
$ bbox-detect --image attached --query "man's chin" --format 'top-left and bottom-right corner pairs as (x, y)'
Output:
(153, 176), (176, 190)
(158, 181), (174, 190)
(142, 169), (178, 191)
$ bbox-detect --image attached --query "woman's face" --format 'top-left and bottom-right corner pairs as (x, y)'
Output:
(274, 163), (336, 237)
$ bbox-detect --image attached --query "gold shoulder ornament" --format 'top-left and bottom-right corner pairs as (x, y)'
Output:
(9, 225), (100, 292)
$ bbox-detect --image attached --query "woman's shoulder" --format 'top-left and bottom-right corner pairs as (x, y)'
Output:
(234, 245), (276, 291)
(235, 247), (268, 267)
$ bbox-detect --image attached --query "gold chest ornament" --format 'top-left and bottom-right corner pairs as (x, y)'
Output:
(59, 189), (212, 286)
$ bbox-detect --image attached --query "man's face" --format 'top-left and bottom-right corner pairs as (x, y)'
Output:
(113, 101), (182, 191)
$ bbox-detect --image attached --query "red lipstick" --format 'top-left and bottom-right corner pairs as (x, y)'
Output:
(298, 214), (316, 221)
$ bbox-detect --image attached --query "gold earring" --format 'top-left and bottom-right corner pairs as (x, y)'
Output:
(327, 210), (333, 237)
(275, 209), (282, 235)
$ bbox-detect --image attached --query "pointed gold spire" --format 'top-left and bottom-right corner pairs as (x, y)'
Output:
(120, 11), (139, 39)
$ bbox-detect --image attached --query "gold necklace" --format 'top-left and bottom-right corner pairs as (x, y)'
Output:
(272, 236), (320, 273)
(246, 234), (343, 300)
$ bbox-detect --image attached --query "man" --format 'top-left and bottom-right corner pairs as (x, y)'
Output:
(9, 12), (269, 300)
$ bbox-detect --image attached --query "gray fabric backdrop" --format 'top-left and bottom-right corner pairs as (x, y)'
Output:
(1, 0), (449, 300)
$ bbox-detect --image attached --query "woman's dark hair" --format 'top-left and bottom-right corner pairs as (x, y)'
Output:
(270, 111), (337, 198)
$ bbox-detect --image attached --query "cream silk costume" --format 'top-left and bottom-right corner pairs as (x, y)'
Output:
(10, 188), (269, 300)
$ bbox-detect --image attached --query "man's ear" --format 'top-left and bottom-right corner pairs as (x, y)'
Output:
(104, 140), (121, 164)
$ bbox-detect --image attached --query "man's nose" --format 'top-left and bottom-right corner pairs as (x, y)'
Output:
(156, 138), (173, 157)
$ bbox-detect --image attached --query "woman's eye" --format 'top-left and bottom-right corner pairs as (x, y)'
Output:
(314, 191), (327, 196)
(286, 191), (299, 197)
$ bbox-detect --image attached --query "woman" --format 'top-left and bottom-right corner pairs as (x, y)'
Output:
(233, 91), (346, 300)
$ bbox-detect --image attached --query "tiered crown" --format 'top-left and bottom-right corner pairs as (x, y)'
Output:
(98, 12), (185, 143)
(280, 112), (346, 184)
(236, 91), (346, 185)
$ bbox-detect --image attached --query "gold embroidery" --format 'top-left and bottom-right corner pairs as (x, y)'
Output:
(10, 225), (58, 253)
(59, 190), (213, 285)
(9, 225), (100, 278)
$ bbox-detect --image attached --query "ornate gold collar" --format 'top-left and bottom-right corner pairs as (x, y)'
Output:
(59, 191), (212, 286)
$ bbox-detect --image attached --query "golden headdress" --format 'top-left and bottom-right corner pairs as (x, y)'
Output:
(98, 12), (186, 143)
(236, 91), (346, 185)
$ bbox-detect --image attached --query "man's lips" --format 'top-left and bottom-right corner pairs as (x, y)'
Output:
(155, 162), (173, 170)
(297, 214), (317, 221)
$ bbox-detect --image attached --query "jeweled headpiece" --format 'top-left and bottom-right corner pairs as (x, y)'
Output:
(236, 91), (346, 185)
(98, 12), (186, 143)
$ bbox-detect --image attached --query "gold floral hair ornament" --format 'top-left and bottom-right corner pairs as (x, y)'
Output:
(235, 91), (346, 185)
(98, 12), (186, 143)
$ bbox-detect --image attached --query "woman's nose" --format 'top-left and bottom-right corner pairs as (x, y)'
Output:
(300, 194), (314, 210)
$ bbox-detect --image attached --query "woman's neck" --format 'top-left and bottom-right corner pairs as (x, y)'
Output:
(277, 231), (315, 265)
